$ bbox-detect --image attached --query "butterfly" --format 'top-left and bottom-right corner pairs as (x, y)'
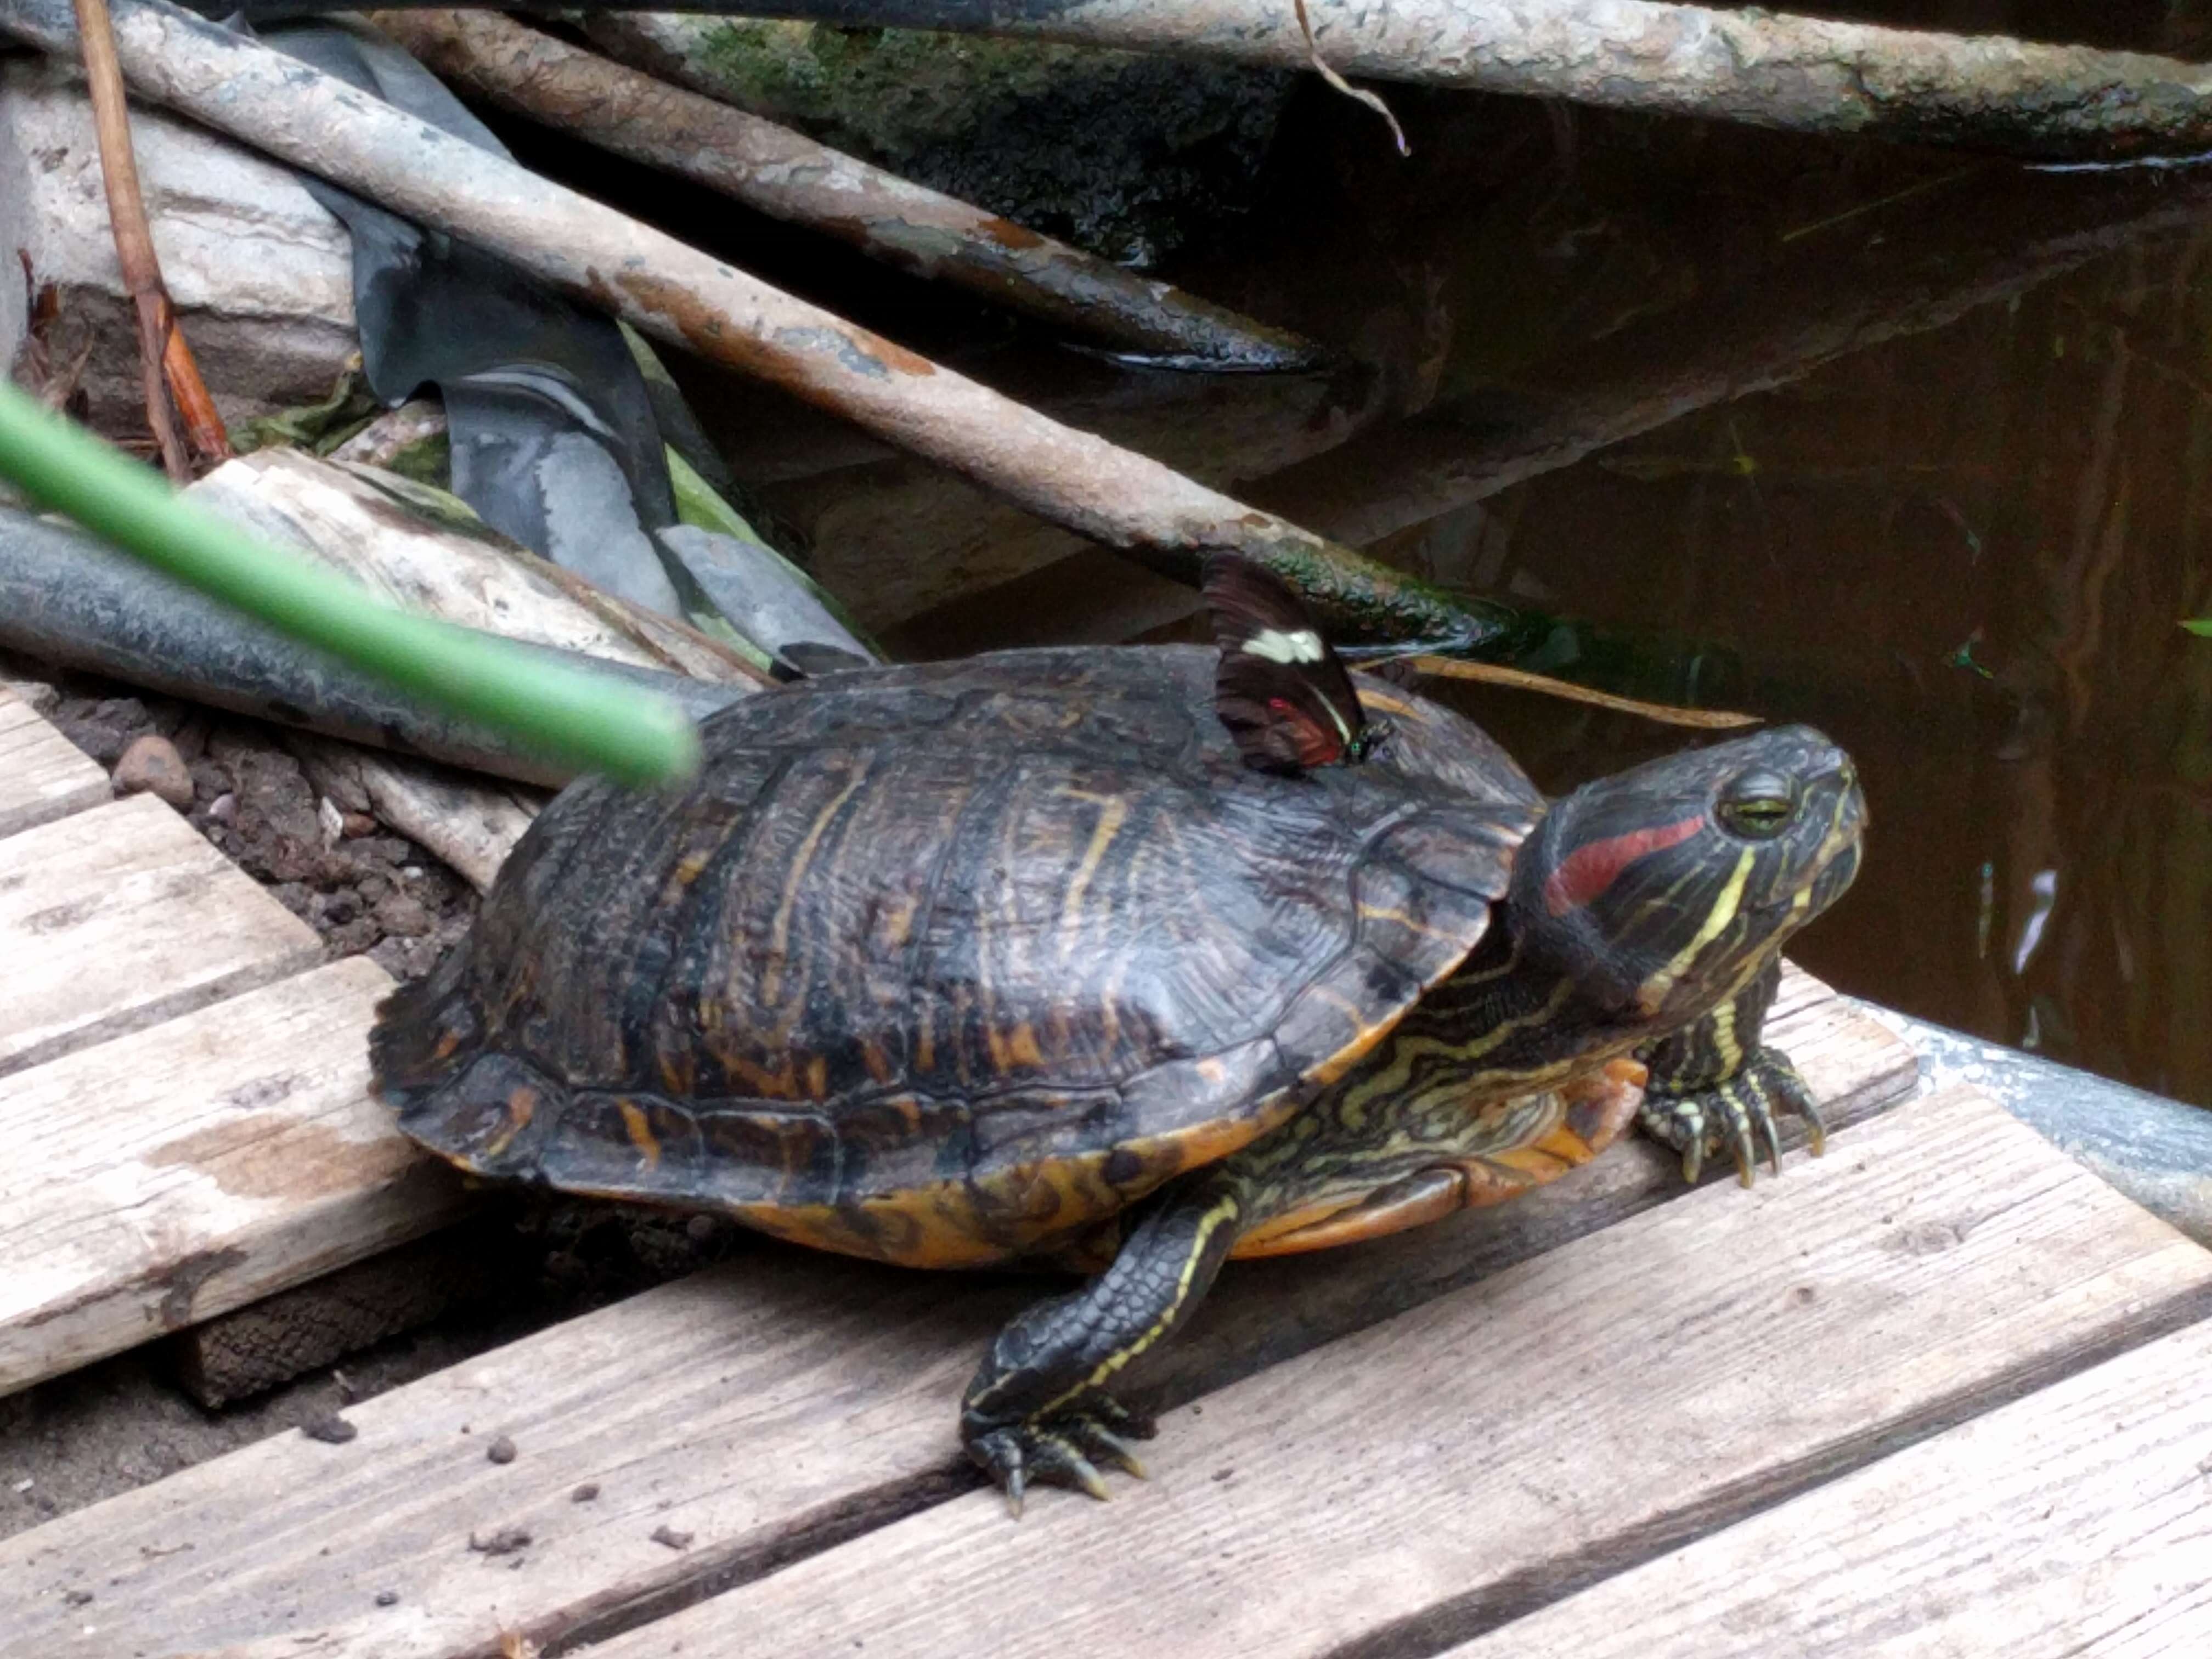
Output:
(1201, 552), (1392, 774)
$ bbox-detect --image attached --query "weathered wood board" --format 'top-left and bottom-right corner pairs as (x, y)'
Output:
(0, 958), (471, 1397)
(0, 685), (109, 839)
(17, 1073), (2192, 1659)
(1446, 1318), (2212, 1659)
(579, 1088), (2212, 1659)
(0, 792), (323, 1078)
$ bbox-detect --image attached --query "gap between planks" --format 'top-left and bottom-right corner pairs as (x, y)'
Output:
(0, 793), (324, 1079)
(0, 1036), (2109, 1659)
(0, 957), (473, 1396)
(577, 1086), (2212, 1659)
(1443, 1317), (2212, 1659)
(0, 687), (111, 840)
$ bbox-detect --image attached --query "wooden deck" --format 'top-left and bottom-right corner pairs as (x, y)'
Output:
(3, 685), (2208, 1658)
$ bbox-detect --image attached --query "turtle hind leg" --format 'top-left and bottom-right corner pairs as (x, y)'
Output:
(961, 1176), (1244, 1516)
(1637, 961), (1826, 1187)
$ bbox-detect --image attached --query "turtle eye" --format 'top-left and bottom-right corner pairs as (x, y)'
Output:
(1717, 768), (1798, 839)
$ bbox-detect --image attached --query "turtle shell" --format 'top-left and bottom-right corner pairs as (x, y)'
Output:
(371, 646), (1540, 1267)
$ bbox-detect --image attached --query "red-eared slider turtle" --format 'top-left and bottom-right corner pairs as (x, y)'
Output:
(371, 567), (1864, 1511)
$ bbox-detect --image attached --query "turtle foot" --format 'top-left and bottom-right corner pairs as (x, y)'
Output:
(1638, 1046), (1826, 1188)
(963, 1395), (1157, 1518)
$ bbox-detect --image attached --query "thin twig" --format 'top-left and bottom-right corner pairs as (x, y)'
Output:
(1405, 656), (1759, 729)
(161, 315), (233, 461)
(1293, 0), (1408, 156)
(66, 0), (228, 477)
(71, 0), (184, 478)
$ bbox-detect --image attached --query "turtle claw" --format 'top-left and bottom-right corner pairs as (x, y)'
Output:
(1073, 1420), (1150, 1481)
(966, 1397), (1157, 1517)
(1639, 1048), (1824, 1189)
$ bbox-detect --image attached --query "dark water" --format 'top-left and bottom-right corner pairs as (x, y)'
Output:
(1215, 122), (2211, 1108)
(567, 4), (2212, 1107)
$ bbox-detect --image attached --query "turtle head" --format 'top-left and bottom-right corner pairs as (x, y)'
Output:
(1505, 726), (1865, 1030)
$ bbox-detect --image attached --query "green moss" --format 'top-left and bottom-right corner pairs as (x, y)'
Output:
(661, 18), (1295, 264)
(690, 20), (1120, 160)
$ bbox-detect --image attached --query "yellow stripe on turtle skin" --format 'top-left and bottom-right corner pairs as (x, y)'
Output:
(1039, 1189), (1244, 1419)
(1635, 847), (1754, 1015)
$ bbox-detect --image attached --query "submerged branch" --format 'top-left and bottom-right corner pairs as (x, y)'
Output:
(293, 0), (2212, 165)
(0, 0), (1499, 646)
(366, 9), (1321, 372)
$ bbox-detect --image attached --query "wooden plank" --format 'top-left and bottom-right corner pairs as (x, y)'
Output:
(578, 1087), (2212, 1659)
(0, 1056), (2075, 1659)
(0, 685), (109, 839)
(0, 792), (323, 1078)
(0, 958), (471, 1397)
(1446, 1319), (2212, 1659)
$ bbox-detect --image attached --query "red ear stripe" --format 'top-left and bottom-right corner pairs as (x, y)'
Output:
(1542, 814), (1707, 917)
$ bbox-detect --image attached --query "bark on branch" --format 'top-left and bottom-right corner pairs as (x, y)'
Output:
(272, 0), (2212, 163)
(0, 0), (1505, 646)
(366, 9), (1321, 371)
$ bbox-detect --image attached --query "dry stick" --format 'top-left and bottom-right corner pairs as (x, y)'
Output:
(70, 0), (230, 466)
(0, 0), (1494, 647)
(69, 0), (187, 479)
(1402, 657), (1758, 730)
(368, 10), (1321, 373)
(157, 299), (233, 462)
(500, 0), (2212, 162)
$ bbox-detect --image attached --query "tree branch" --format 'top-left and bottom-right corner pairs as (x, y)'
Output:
(0, 0), (1509, 646)
(270, 0), (2212, 165)
(368, 9), (1321, 371)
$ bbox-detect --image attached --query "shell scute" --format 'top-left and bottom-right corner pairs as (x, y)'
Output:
(374, 646), (1536, 1266)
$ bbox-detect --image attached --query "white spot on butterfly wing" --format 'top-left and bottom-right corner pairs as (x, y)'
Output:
(1242, 628), (1327, 664)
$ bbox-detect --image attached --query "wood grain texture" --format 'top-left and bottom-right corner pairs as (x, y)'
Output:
(0, 685), (110, 839)
(0, 958), (471, 1396)
(0, 978), (1912, 1658)
(582, 1087), (2212, 1659)
(1447, 1319), (2212, 1659)
(0, 793), (323, 1078)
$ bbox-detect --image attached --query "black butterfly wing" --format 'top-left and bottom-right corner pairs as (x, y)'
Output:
(1200, 554), (1376, 773)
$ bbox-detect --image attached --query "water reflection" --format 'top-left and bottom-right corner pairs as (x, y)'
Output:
(648, 13), (2212, 1105)
(1372, 191), (2212, 1109)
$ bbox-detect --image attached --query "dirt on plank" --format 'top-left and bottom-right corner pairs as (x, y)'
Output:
(10, 662), (479, 981)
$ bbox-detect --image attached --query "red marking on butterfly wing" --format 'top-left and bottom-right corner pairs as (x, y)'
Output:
(1203, 553), (1368, 774)
(1541, 813), (1708, 917)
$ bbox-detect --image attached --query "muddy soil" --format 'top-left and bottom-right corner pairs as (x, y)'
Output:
(7, 656), (479, 981)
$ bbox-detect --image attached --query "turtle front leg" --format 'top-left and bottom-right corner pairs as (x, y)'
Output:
(1635, 961), (1826, 1187)
(962, 1175), (1244, 1516)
